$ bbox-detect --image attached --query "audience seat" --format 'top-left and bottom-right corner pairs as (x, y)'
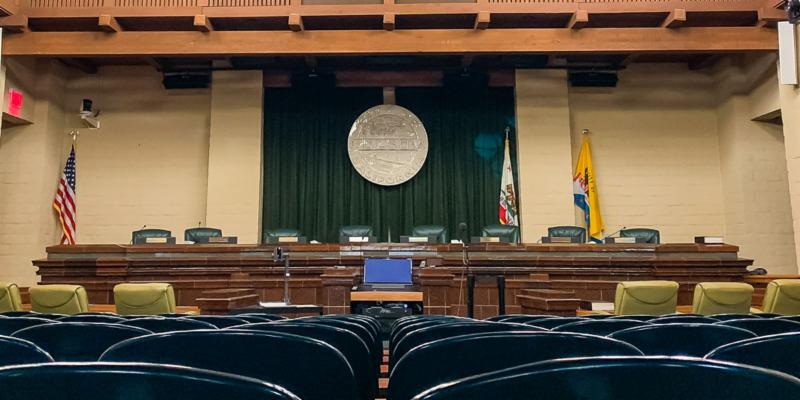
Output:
(0, 283), (23, 313)
(389, 331), (641, 400)
(183, 315), (249, 328)
(184, 227), (222, 242)
(114, 283), (176, 315)
(608, 323), (756, 356)
(552, 319), (651, 336)
(496, 315), (558, 324)
(411, 225), (448, 243)
(290, 317), (381, 370)
(29, 285), (89, 315)
(523, 317), (585, 329)
(391, 319), (461, 351)
(546, 226), (586, 243)
(0, 335), (53, 366)
(100, 330), (359, 400)
(0, 317), (56, 336)
(58, 314), (126, 323)
(235, 313), (287, 321)
(12, 322), (152, 361)
(608, 315), (655, 321)
(620, 228), (660, 244)
(412, 356), (800, 400)
(613, 281), (679, 316)
(649, 316), (720, 324)
(762, 279), (800, 315)
(716, 318), (800, 336)
(120, 317), (217, 333)
(706, 332), (800, 378)
(709, 314), (760, 321)
(691, 282), (753, 316)
(0, 362), (300, 400)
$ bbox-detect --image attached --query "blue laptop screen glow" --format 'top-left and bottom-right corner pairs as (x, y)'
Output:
(364, 258), (412, 284)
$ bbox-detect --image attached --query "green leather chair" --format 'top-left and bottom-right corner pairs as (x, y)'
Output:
(114, 283), (176, 315)
(481, 224), (520, 244)
(29, 285), (89, 315)
(263, 228), (303, 244)
(620, 228), (660, 244)
(762, 279), (800, 315)
(132, 228), (172, 243)
(0, 283), (23, 313)
(411, 225), (448, 243)
(614, 281), (679, 316)
(339, 225), (373, 241)
(547, 226), (586, 243)
(184, 227), (222, 242)
(691, 282), (753, 316)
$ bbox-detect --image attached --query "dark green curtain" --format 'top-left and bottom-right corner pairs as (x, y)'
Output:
(262, 85), (518, 243)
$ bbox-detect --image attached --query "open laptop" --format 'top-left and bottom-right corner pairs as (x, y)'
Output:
(359, 258), (414, 291)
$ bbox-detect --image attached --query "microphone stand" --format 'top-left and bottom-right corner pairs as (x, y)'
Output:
(273, 247), (291, 305)
(462, 232), (474, 319)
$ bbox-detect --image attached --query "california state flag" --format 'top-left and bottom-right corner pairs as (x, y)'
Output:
(499, 136), (518, 226)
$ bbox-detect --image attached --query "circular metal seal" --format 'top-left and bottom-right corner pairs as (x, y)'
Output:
(348, 105), (429, 186)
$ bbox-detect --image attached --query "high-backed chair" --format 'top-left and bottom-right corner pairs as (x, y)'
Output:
(546, 226), (586, 243)
(184, 227), (222, 242)
(131, 228), (172, 244)
(691, 282), (753, 316)
(412, 357), (800, 400)
(100, 330), (359, 400)
(121, 317), (217, 333)
(762, 279), (800, 315)
(0, 363), (300, 400)
(706, 332), (800, 378)
(0, 336), (53, 366)
(263, 228), (303, 244)
(29, 285), (89, 315)
(113, 283), (176, 315)
(289, 317), (381, 369)
(480, 224), (519, 243)
(13, 322), (151, 361)
(182, 315), (249, 328)
(389, 331), (642, 400)
(608, 323), (756, 357)
(716, 318), (800, 336)
(231, 322), (375, 400)
(613, 281), (679, 316)
(409, 225), (448, 243)
(0, 283), (23, 313)
(552, 319), (652, 336)
(339, 225), (374, 242)
(620, 228), (661, 244)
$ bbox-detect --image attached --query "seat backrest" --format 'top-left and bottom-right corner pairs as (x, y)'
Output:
(339, 225), (373, 238)
(608, 314), (655, 321)
(552, 319), (652, 336)
(524, 317), (586, 329)
(493, 315), (554, 324)
(762, 279), (800, 314)
(614, 280), (679, 315)
(546, 226), (586, 243)
(608, 323), (756, 356)
(120, 317), (217, 333)
(182, 315), (249, 328)
(236, 313), (287, 321)
(716, 318), (800, 336)
(289, 317), (381, 369)
(131, 228), (171, 243)
(0, 317), (56, 336)
(649, 316), (720, 324)
(114, 283), (176, 315)
(391, 319), (460, 351)
(57, 314), (127, 323)
(231, 322), (375, 400)
(263, 228), (303, 243)
(184, 227), (222, 242)
(411, 225), (448, 243)
(620, 228), (660, 244)
(709, 313), (760, 321)
(29, 285), (89, 315)
(706, 332), (800, 378)
(0, 283), (23, 313)
(692, 282), (753, 316)
(0, 335), (53, 366)
(392, 322), (544, 371)
(12, 322), (152, 361)
(389, 331), (642, 400)
(100, 330), (359, 400)
(0, 362), (300, 400)
(412, 356), (800, 400)
(480, 224), (519, 243)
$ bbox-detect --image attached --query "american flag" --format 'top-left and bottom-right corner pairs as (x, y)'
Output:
(53, 146), (77, 245)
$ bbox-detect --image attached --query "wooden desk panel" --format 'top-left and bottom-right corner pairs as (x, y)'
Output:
(351, 291), (423, 302)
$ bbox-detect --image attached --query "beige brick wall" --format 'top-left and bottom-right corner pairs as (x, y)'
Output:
(779, 25), (800, 273)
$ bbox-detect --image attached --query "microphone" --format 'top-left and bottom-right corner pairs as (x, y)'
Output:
(458, 222), (468, 244)
(272, 246), (284, 262)
(603, 226), (627, 241)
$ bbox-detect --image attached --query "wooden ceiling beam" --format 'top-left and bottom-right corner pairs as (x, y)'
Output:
(567, 10), (589, 29)
(0, 15), (27, 33)
(0, 0), (18, 16)
(288, 13), (304, 31)
(59, 58), (97, 74)
(383, 12), (395, 31)
(193, 15), (213, 32)
(474, 11), (490, 30)
(98, 14), (122, 32)
(661, 9), (686, 28)
(2, 27), (778, 57)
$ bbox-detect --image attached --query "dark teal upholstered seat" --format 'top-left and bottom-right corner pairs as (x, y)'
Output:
(389, 331), (642, 400)
(706, 332), (800, 377)
(12, 322), (152, 361)
(120, 317), (217, 333)
(608, 315), (655, 321)
(235, 313), (287, 321)
(0, 362), (300, 400)
(0, 317), (56, 336)
(100, 330), (359, 400)
(182, 315), (249, 328)
(57, 314), (126, 324)
(552, 319), (651, 336)
(716, 318), (800, 336)
(709, 313), (760, 321)
(608, 323), (756, 356)
(263, 228), (303, 243)
(131, 228), (171, 243)
(620, 228), (660, 244)
(410, 225), (448, 243)
(0, 335), (53, 366)
(480, 224), (519, 243)
(523, 317), (586, 329)
(184, 227), (222, 242)
(412, 357), (800, 400)
(491, 315), (554, 323)
(339, 225), (374, 241)
(649, 316), (720, 324)
(547, 226), (586, 243)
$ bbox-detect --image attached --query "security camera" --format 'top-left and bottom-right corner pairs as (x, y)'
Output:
(79, 99), (100, 129)
(788, 0), (800, 24)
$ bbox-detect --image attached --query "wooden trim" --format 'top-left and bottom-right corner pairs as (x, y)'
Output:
(193, 14), (213, 32)
(288, 12), (303, 31)
(474, 11), (490, 30)
(0, 14), (26, 33)
(350, 291), (423, 302)
(0, 0), (18, 16)
(2, 27), (778, 57)
(661, 9), (686, 28)
(567, 10), (588, 29)
(383, 12), (394, 31)
(98, 14), (122, 32)
(757, 6), (786, 28)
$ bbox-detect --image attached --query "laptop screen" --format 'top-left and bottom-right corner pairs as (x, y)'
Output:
(364, 258), (413, 284)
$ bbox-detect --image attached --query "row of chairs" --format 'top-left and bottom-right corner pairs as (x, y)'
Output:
(0, 282), (176, 315)
(388, 314), (800, 400)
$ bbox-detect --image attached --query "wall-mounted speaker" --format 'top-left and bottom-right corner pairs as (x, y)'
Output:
(568, 71), (618, 87)
(162, 72), (210, 89)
